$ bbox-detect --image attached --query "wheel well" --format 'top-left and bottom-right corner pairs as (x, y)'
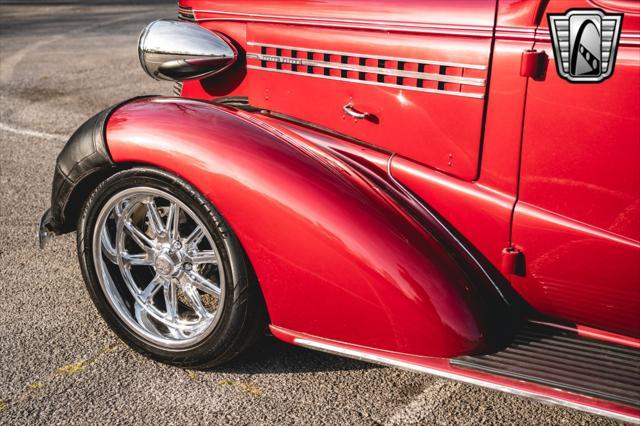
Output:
(62, 163), (145, 232)
(63, 161), (203, 232)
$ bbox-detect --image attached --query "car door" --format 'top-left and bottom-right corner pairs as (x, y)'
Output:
(511, 0), (640, 337)
(241, 0), (497, 181)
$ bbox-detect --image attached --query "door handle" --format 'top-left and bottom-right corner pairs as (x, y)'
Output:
(343, 103), (370, 120)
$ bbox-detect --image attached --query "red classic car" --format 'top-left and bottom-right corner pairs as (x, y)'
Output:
(38, 0), (639, 421)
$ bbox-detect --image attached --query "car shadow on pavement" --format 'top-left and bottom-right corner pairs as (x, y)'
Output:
(213, 336), (381, 374)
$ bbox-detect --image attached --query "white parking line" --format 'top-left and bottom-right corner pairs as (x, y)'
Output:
(0, 122), (66, 142)
(386, 379), (461, 425)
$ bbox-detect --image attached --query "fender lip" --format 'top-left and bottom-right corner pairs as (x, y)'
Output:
(38, 95), (156, 244)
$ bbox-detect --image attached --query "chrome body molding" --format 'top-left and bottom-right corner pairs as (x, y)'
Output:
(191, 9), (494, 37)
(494, 26), (537, 41)
(247, 53), (485, 86)
(247, 66), (485, 99)
(293, 337), (640, 424)
(247, 42), (488, 70)
(536, 29), (640, 47)
(193, 9), (491, 31)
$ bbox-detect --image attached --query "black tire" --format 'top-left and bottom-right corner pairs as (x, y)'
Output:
(77, 167), (268, 368)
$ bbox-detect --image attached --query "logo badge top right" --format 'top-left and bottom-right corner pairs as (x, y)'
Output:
(548, 9), (623, 83)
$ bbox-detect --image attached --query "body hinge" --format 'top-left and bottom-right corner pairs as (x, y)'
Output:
(520, 49), (548, 80)
(501, 246), (525, 276)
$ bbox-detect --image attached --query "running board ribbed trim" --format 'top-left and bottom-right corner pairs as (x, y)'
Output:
(292, 335), (639, 423)
(451, 323), (640, 410)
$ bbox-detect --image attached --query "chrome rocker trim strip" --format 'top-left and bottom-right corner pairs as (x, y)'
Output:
(293, 337), (640, 424)
(247, 66), (485, 99)
(248, 42), (488, 70)
(247, 53), (486, 86)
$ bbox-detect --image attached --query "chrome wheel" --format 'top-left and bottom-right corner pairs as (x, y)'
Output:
(92, 187), (225, 349)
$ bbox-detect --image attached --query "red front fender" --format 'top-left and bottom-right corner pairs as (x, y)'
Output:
(106, 96), (501, 357)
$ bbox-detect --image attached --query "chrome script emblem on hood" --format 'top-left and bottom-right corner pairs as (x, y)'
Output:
(548, 9), (623, 83)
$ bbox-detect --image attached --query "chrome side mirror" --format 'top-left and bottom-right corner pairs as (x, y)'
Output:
(138, 19), (237, 81)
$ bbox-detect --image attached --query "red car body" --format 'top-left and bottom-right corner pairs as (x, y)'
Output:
(40, 0), (640, 421)
(172, 0), (640, 346)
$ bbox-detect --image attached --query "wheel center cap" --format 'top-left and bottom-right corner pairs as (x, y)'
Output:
(155, 254), (176, 276)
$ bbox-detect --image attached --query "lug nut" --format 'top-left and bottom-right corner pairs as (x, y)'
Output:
(183, 262), (193, 271)
(170, 240), (182, 252)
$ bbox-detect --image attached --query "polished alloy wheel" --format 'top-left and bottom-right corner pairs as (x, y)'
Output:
(92, 187), (225, 348)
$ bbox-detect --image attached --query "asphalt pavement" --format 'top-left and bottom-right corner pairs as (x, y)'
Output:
(0, 3), (621, 425)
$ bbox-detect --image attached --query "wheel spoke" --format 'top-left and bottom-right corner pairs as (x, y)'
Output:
(145, 199), (165, 237)
(134, 302), (160, 334)
(114, 200), (128, 218)
(122, 252), (152, 267)
(185, 226), (205, 247)
(182, 282), (210, 319)
(189, 250), (217, 265)
(186, 271), (220, 296)
(101, 227), (118, 264)
(141, 275), (164, 302)
(166, 203), (181, 240)
(123, 219), (154, 250)
(163, 280), (178, 321)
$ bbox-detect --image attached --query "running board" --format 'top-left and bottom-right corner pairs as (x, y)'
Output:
(451, 322), (640, 410)
(272, 324), (640, 422)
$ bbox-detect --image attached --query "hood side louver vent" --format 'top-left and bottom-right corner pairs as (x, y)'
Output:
(178, 6), (195, 22)
(247, 42), (487, 99)
(173, 81), (183, 96)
